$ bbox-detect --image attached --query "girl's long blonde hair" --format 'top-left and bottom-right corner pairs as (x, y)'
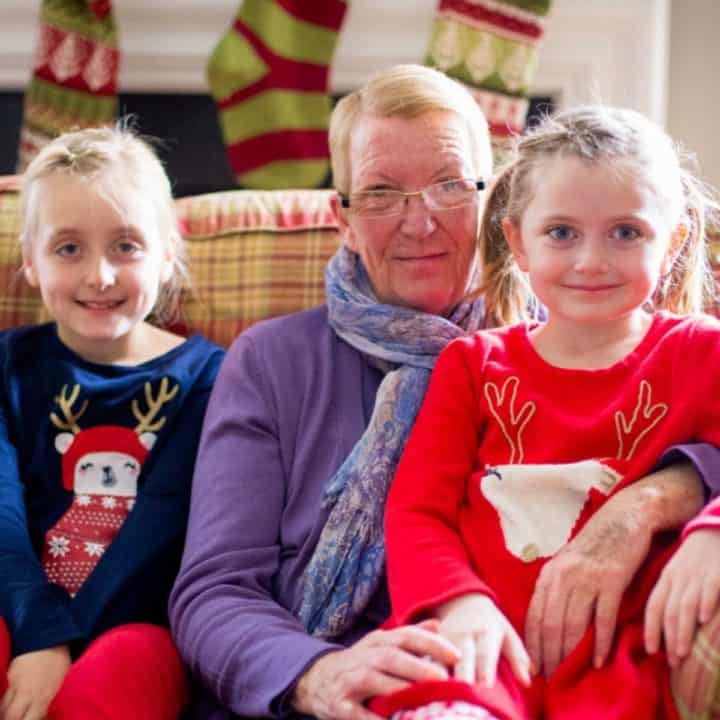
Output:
(479, 105), (719, 327)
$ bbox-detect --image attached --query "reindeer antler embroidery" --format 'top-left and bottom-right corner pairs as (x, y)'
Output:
(615, 380), (668, 461)
(484, 376), (536, 463)
(50, 384), (88, 434)
(132, 377), (179, 434)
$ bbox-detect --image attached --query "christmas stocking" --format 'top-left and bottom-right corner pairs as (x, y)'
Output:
(42, 493), (132, 597)
(425, 0), (553, 157)
(17, 0), (119, 171)
(207, 0), (347, 189)
(392, 701), (498, 719)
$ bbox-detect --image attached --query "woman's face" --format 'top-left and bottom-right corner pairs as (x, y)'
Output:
(336, 110), (486, 316)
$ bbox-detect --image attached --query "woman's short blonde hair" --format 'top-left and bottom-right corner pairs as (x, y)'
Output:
(329, 64), (492, 194)
(19, 124), (187, 324)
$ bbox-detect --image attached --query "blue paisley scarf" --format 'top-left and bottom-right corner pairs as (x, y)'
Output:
(297, 246), (485, 638)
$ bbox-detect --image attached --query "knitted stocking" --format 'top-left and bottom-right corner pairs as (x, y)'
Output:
(393, 701), (498, 720)
(207, 0), (347, 189)
(17, 0), (119, 171)
(426, 0), (553, 155)
(42, 493), (132, 597)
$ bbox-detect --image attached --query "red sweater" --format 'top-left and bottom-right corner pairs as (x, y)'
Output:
(386, 312), (720, 635)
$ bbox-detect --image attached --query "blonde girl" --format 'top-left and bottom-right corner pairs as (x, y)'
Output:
(0, 126), (223, 720)
(376, 105), (720, 720)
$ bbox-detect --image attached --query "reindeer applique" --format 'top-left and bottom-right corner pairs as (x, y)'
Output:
(479, 377), (668, 563)
(41, 379), (178, 596)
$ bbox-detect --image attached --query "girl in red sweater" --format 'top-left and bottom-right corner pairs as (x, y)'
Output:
(376, 106), (720, 720)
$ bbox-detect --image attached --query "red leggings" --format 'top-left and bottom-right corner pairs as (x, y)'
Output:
(0, 620), (188, 720)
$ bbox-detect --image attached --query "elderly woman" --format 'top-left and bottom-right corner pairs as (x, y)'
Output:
(169, 65), (714, 720)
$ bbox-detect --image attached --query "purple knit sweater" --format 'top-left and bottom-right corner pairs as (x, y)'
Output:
(169, 307), (388, 718)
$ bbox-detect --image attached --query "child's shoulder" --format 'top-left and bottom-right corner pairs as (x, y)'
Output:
(135, 330), (225, 387)
(648, 312), (720, 365)
(653, 310), (720, 340)
(450, 322), (527, 352)
(441, 323), (527, 370)
(0, 322), (57, 361)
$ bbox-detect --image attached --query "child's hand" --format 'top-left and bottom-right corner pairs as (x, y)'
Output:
(645, 529), (720, 665)
(436, 593), (531, 688)
(0, 645), (71, 720)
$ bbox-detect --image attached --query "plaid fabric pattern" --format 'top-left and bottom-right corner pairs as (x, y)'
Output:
(0, 178), (339, 345)
(672, 609), (720, 720)
(0, 177), (48, 330)
(174, 188), (339, 348)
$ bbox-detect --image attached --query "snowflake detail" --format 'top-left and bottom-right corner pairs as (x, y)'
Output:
(126, 498), (135, 511)
(76, 494), (92, 506)
(48, 535), (70, 557)
(84, 541), (105, 557)
(101, 496), (117, 509)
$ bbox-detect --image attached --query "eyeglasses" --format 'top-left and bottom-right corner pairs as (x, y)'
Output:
(339, 178), (486, 218)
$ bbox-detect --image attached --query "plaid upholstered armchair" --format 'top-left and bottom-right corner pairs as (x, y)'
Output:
(0, 176), (718, 718)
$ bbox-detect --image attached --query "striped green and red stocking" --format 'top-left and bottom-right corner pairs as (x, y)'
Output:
(426, 0), (553, 156)
(18, 0), (119, 171)
(207, 0), (347, 189)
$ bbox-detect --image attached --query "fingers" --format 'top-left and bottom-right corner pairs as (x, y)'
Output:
(371, 644), (449, 683)
(538, 587), (564, 678)
(646, 575), (703, 665)
(453, 636), (476, 684)
(699, 574), (720, 625)
(371, 626), (459, 669)
(501, 624), (532, 687)
(524, 575), (548, 674)
(453, 623), (530, 688)
(593, 589), (621, 668)
(561, 588), (595, 662)
(340, 704), (384, 720)
(676, 584), (703, 662)
(0, 692), (31, 720)
(416, 618), (441, 633)
(644, 578), (667, 655)
(475, 625), (503, 687)
(332, 692), (387, 720)
(449, 626), (502, 687)
(293, 643), (425, 720)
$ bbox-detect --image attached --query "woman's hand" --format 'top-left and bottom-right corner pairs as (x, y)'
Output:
(525, 462), (703, 678)
(0, 645), (71, 720)
(525, 504), (652, 678)
(645, 528), (720, 665)
(291, 620), (460, 720)
(437, 593), (531, 688)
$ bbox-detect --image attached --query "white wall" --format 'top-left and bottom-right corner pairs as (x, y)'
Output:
(667, 0), (720, 188)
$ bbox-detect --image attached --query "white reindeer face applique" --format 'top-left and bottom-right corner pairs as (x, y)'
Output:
(480, 460), (622, 562)
(480, 377), (667, 563)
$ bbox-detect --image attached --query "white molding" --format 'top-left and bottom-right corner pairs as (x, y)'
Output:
(1, 0), (669, 124)
(532, 0), (670, 124)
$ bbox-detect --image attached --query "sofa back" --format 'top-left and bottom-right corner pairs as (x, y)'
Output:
(0, 176), (340, 348)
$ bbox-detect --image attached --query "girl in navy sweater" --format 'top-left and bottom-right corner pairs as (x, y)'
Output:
(0, 126), (223, 720)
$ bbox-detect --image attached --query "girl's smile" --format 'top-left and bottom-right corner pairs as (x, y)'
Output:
(22, 173), (174, 363)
